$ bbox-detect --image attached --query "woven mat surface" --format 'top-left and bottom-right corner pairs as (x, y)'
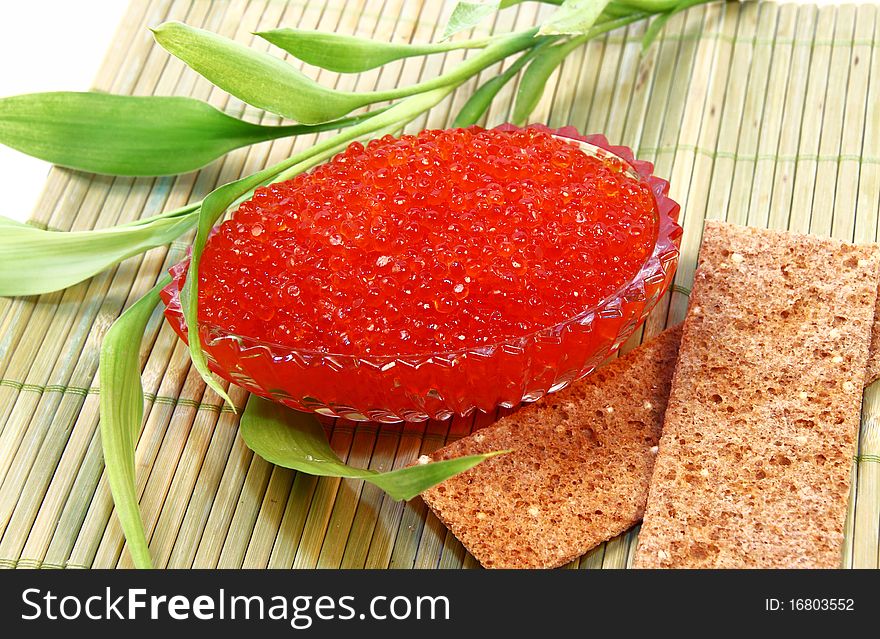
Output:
(0, 0), (878, 569)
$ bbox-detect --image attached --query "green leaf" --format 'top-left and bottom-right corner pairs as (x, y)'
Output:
(452, 43), (547, 127)
(0, 92), (364, 177)
(99, 275), (170, 569)
(0, 209), (197, 297)
(444, 1), (501, 39)
(538, 0), (612, 35)
(512, 37), (582, 124)
(179, 173), (276, 407)
(511, 9), (653, 124)
(96, 100), (443, 559)
(154, 22), (429, 125)
(240, 396), (506, 501)
(153, 21), (365, 124)
(156, 22), (542, 125)
(257, 28), (490, 73)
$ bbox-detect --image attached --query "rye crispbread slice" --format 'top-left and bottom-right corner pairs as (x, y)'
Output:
(634, 221), (880, 569)
(421, 325), (682, 569)
(867, 305), (880, 384)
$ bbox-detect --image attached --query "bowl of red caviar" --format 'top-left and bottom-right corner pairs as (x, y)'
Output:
(161, 124), (681, 422)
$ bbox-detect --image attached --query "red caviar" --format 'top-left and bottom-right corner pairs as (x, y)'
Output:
(163, 126), (681, 421)
(196, 126), (658, 355)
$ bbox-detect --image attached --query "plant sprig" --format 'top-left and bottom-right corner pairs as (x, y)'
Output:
(0, 0), (718, 568)
(0, 92), (381, 177)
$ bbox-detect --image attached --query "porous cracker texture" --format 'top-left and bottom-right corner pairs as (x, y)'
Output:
(422, 326), (682, 569)
(634, 221), (879, 568)
(866, 303), (880, 384)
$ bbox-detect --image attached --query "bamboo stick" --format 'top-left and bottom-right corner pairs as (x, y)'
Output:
(766, 4), (819, 231)
(852, 5), (880, 247)
(0, 0), (188, 568)
(360, 421), (431, 568)
(265, 0), (433, 570)
(665, 1), (739, 327)
(829, 4), (878, 568)
(315, 424), (382, 569)
(288, 428), (350, 569)
(855, 402), (880, 569)
(163, 387), (248, 568)
(829, 4), (873, 244)
(482, 1), (543, 128)
(745, 2), (799, 228)
(851, 2), (880, 571)
(785, 7), (836, 234)
(563, 24), (608, 135)
(68, 0), (260, 569)
(704, 0), (767, 228)
(385, 418), (452, 568)
(337, 423), (406, 568)
(210, 0), (413, 569)
(640, 3), (708, 340)
(2, 0), (880, 572)
(113, 0), (302, 569)
(808, 5), (855, 239)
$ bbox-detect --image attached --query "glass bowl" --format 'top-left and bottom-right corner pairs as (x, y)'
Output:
(160, 126), (681, 422)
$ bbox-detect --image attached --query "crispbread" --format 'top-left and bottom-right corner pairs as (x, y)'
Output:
(421, 325), (682, 569)
(867, 303), (880, 384)
(634, 221), (880, 568)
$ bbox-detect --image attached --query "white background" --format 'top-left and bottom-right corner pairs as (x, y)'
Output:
(0, 0), (867, 223)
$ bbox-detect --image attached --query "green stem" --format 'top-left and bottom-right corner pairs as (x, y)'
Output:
(453, 40), (552, 128)
(134, 7), (660, 230)
(364, 3), (655, 105)
(115, 10), (651, 239)
(615, 0), (682, 11)
(542, 9), (652, 60)
(580, 9), (653, 41)
(366, 28), (544, 102)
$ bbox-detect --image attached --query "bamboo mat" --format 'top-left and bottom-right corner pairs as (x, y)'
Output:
(0, 0), (878, 569)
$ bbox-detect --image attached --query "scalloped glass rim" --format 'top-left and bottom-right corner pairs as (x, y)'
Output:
(162, 125), (681, 364)
(161, 125), (682, 421)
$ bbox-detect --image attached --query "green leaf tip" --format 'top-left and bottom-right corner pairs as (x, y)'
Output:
(100, 276), (171, 569)
(0, 207), (198, 297)
(443, 1), (502, 40)
(240, 396), (506, 502)
(255, 27), (490, 74)
(0, 92), (322, 177)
